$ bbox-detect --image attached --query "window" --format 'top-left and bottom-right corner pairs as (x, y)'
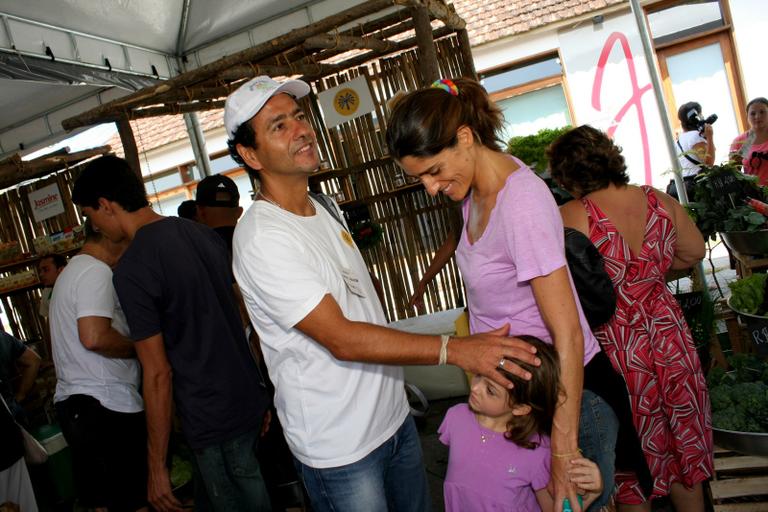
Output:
(480, 55), (572, 142)
(647, 0), (725, 46)
(651, 0), (747, 149)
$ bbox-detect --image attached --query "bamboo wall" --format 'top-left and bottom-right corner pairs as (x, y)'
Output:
(0, 165), (83, 349)
(307, 35), (473, 321)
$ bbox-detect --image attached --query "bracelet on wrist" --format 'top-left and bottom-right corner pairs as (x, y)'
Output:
(552, 449), (582, 459)
(438, 334), (450, 365)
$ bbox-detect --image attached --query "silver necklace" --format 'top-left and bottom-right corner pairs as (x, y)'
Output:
(259, 192), (316, 215)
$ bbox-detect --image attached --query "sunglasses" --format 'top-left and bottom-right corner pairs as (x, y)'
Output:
(750, 151), (768, 170)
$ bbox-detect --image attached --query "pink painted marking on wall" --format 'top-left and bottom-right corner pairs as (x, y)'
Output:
(591, 31), (654, 184)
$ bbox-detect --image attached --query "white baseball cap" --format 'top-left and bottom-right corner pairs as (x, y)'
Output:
(224, 75), (311, 140)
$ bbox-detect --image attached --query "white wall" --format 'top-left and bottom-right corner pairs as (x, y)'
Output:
(558, 11), (673, 187)
(139, 126), (229, 177)
(730, 0), (768, 103)
(474, 10), (674, 187)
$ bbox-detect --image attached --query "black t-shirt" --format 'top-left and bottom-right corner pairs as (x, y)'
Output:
(113, 217), (269, 449)
(213, 225), (236, 257)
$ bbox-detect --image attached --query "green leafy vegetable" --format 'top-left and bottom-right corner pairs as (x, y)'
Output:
(728, 273), (768, 315)
(708, 355), (768, 433)
(170, 455), (193, 489)
(687, 163), (768, 240)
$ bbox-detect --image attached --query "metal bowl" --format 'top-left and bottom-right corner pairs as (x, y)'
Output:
(726, 297), (768, 356)
(720, 229), (768, 256)
(713, 428), (768, 456)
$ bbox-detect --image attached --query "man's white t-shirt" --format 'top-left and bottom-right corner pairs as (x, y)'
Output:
(50, 254), (142, 413)
(677, 130), (707, 177)
(233, 198), (409, 468)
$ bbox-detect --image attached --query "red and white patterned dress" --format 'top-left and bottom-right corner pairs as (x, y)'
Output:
(582, 186), (713, 504)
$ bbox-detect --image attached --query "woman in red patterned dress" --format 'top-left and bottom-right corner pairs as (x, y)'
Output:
(547, 125), (713, 512)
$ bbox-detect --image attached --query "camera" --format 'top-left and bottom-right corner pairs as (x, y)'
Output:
(687, 109), (718, 134)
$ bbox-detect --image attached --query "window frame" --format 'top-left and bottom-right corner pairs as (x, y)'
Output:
(479, 50), (576, 132)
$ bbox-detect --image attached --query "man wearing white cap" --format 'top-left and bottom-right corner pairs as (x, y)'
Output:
(228, 76), (539, 511)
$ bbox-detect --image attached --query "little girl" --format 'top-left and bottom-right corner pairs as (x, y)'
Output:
(439, 336), (602, 512)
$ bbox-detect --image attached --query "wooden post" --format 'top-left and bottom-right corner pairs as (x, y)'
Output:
(117, 119), (142, 180)
(411, 5), (439, 85)
(456, 29), (477, 80)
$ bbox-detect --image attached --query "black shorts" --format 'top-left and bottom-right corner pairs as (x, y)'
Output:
(55, 394), (147, 511)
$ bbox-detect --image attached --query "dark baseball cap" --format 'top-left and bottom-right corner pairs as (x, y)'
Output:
(196, 175), (240, 208)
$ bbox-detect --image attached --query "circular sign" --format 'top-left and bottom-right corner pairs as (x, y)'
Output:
(334, 88), (360, 116)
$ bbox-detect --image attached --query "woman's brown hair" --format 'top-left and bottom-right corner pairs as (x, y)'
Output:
(385, 77), (504, 159)
(498, 335), (562, 449)
(547, 125), (629, 198)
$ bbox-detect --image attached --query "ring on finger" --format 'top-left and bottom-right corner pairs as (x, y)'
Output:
(498, 357), (506, 368)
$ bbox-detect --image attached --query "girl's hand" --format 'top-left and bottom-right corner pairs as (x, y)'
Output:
(567, 457), (603, 495)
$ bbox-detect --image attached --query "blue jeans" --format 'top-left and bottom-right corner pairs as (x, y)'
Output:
(294, 415), (431, 512)
(192, 426), (271, 512)
(579, 389), (619, 510)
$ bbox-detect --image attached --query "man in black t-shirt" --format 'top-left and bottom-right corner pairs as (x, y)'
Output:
(72, 155), (271, 512)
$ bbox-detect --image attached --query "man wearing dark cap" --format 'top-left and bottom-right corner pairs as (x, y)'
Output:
(195, 174), (244, 254)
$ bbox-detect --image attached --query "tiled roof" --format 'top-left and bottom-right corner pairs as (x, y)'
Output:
(452, 0), (626, 46)
(107, 109), (223, 157)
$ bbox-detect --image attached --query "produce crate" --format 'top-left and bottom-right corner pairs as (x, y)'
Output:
(710, 446), (768, 511)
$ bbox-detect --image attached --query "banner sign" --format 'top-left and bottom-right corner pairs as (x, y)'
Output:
(318, 75), (375, 129)
(28, 183), (65, 223)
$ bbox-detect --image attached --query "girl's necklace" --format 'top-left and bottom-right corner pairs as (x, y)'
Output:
(480, 431), (496, 444)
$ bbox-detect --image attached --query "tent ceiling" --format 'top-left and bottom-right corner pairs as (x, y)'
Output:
(0, 0), (358, 159)
(0, 0), (326, 55)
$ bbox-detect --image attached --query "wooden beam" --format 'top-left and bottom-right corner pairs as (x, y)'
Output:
(217, 63), (329, 81)
(264, 12), (415, 68)
(0, 146), (111, 189)
(299, 25), (452, 81)
(411, 5), (440, 85)
(130, 101), (227, 119)
(117, 119), (142, 179)
(304, 34), (392, 52)
(62, 0), (396, 130)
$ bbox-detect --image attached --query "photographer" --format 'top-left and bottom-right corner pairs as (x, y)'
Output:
(667, 101), (716, 201)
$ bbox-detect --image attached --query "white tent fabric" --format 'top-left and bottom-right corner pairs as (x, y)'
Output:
(0, 0), (369, 159)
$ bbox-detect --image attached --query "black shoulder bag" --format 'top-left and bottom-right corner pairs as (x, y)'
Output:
(564, 227), (616, 329)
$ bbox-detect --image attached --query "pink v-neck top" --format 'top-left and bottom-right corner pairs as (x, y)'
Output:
(456, 163), (599, 365)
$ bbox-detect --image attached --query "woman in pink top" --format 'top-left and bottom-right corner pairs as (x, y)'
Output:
(386, 78), (651, 512)
(730, 97), (768, 184)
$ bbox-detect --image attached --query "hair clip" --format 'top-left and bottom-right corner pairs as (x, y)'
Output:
(431, 78), (459, 96)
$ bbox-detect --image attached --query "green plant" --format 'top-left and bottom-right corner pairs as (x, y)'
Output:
(507, 126), (572, 204)
(687, 163), (768, 240)
(506, 127), (572, 170)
